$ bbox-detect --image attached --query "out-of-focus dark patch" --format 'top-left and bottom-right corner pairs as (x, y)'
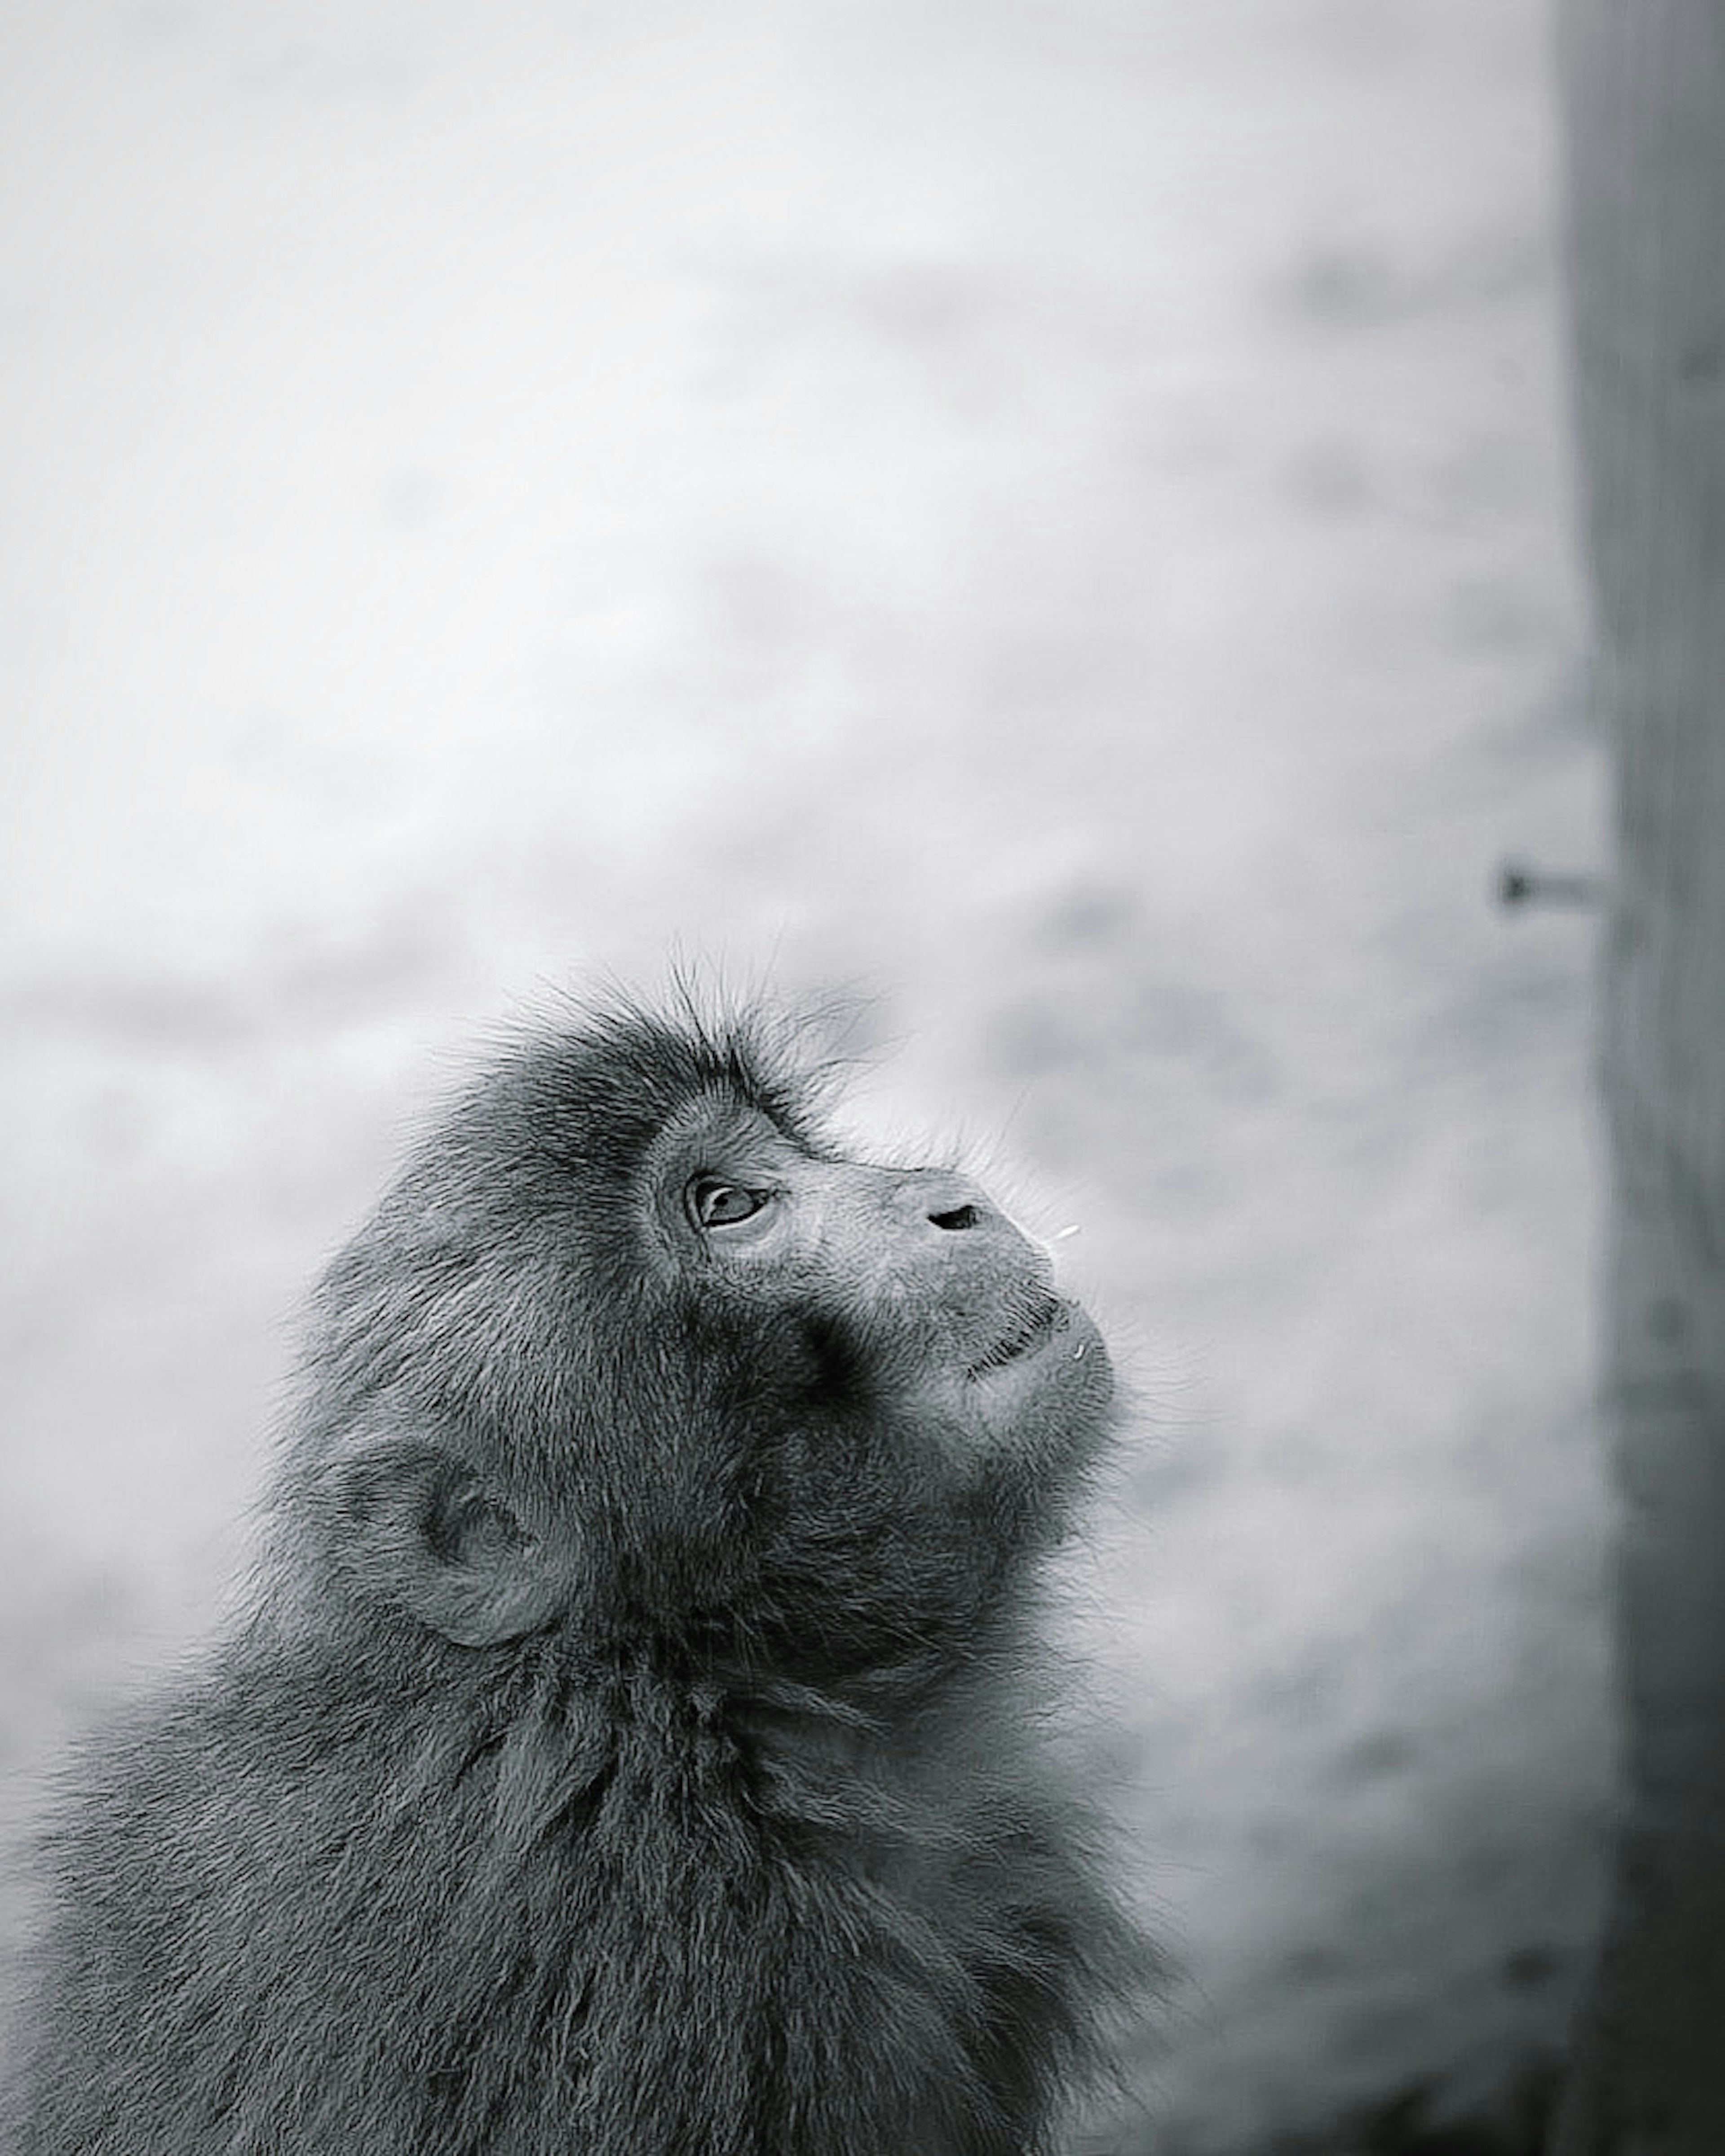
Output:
(1, 913), (450, 1050)
(1123, 1436), (1218, 1507)
(258, 911), (452, 1028)
(1681, 338), (1725, 385)
(857, 263), (997, 348)
(1281, 241), (1401, 328)
(1499, 1945), (1562, 1993)
(1039, 879), (1140, 950)
(0, 976), (253, 1051)
(1448, 577), (1550, 656)
(1271, 2061), (1557, 2155)
(1275, 231), (1546, 332)
(1276, 1942), (1344, 1985)
(989, 973), (1274, 1098)
(1329, 1729), (1418, 1787)
(1287, 440), (1377, 516)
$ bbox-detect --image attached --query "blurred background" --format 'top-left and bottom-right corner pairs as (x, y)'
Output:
(0, 3), (1607, 2148)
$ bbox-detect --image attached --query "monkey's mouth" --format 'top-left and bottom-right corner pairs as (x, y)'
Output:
(964, 1293), (1069, 1381)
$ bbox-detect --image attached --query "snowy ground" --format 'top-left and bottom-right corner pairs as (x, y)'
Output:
(0, 4), (1609, 2148)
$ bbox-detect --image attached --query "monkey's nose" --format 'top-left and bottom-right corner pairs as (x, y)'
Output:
(901, 1172), (1001, 1237)
(885, 1170), (1024, 1250)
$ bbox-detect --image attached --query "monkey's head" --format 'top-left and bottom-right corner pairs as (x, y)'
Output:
(283, 1000), (1112, 1686)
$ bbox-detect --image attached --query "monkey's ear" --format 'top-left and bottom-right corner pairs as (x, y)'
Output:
(324, 1439), (569, 1648)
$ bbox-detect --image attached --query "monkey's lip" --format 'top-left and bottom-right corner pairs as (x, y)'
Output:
(964, 1293), (1070, 1380)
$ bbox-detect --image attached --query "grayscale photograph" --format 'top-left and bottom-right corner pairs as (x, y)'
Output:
(3, 3), (1720, 2151)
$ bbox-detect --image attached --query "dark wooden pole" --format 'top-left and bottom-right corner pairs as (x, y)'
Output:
(1550, 4), (1725, 2150)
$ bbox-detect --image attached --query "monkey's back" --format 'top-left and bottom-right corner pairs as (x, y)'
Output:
(12, 1630), (1129, 2156)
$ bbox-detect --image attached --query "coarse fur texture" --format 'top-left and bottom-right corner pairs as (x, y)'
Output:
(10, 992), (1151, 2155)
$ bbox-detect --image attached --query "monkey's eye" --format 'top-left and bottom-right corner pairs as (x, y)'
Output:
(686, 1177), (771, 1231)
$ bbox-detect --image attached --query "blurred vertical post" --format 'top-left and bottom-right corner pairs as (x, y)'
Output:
(1551, 2), (1725, 2150)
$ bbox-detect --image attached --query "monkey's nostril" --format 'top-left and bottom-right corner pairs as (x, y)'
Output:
(929, 1204), (982, 1232)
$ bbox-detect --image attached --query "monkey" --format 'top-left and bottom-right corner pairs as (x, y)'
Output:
(9, 992), (1150, 2155)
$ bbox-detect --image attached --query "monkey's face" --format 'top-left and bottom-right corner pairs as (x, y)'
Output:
(610, 1090), (1114, 1670)
(638, 1095), (1112, 1518)
(644, 1091), (1110, 1458)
